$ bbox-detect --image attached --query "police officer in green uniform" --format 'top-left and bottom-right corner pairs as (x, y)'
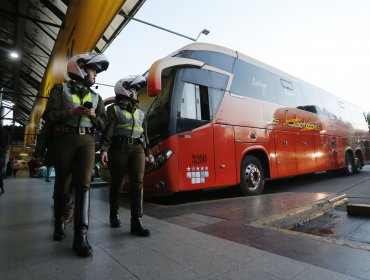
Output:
(43, 52), (109, 257)
(101, 75), (153, 237)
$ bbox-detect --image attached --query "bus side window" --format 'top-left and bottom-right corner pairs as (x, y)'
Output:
(230, 59), (277, 103)
(277, 78), (302, 108)
(298, 84), (324, 115)
(177, 82), (211, 133)
(320, 92), (339, 120)
(180, 82), (210, 121)
(177, 68), (227, 133)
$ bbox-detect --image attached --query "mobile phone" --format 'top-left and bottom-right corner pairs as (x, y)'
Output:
(83, 101), (93, 109)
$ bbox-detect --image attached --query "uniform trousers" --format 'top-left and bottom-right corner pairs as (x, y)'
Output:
(53, 133), (95, 196)
(108, 143), (145, 215)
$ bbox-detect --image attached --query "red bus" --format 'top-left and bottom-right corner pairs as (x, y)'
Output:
(139, 43), (370, 196)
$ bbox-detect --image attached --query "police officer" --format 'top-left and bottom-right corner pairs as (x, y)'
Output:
(43, 53), (109, 257)
(100, 75), (153, 237)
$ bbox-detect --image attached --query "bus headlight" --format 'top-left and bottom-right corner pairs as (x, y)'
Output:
(155, 149), (173, 168)
(145, 149), (173, 173)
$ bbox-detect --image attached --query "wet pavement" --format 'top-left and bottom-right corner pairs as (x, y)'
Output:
(142, 193), (370, 279)
(293, 205), (370, 246)
(141, 166), (370, 279)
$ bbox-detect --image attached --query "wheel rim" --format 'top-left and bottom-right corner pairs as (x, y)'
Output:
(354, 156), (361, 170)
(245, 164), (261, 190)
(346, 155), (353, 173)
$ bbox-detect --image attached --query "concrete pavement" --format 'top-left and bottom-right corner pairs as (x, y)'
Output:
(0, 170), (362, 279)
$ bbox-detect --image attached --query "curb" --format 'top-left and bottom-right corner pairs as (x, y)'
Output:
(248, 193), (348, 229)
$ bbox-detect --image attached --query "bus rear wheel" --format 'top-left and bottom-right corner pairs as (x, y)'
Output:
(240, 155), (265, 196)
(353, 152), (363, 174)
(343, 152), (355, 176)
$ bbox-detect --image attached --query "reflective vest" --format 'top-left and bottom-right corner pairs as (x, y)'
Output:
(62, 83), (98, 127)
(113, 105), (144, 138)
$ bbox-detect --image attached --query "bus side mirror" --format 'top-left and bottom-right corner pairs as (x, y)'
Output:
(147, 57), (204, 97)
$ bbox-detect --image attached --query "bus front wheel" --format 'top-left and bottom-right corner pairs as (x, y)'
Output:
(240, 155), (265, 196)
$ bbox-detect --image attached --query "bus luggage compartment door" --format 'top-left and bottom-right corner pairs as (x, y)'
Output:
(274, 131), (297, 177)
(214, 124), (236, 187)
(295, 133), (316, 174)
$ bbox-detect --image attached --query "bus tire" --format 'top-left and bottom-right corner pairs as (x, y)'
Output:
(240, 155), (265, 196)
(343, 152), (354, 176)
(353, 152), (362, 174)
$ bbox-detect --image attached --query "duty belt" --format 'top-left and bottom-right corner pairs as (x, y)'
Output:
(63, 125), (95, 135)
(111, 135), (143, 145)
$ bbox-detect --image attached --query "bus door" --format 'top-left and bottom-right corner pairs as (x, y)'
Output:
(175, 67), (229, 191)
(274, 131), (297, 177)
(177, 126), (215, 191)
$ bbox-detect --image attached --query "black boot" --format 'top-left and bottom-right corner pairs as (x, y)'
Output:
(73, 228), (92, 257)
(73, 189), (93, 257)
(53, 194), (66, 241)
(130, 188), (150, 237)
(109, 186), (121, 228)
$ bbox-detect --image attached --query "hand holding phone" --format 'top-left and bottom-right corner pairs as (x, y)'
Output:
(83, 101), (93, 109)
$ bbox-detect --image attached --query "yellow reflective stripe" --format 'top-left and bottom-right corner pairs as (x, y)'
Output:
(70, 92), (92, 106)
(71, 93), (93, 123)
(81, 115), (90, 122)
(115, 124), (143, 136)
(81, 94), (92, 123)
(116, 123), (133, 129)
(133, 124), (144, 134)
(122, 109), (139, 119)
(114, 105), (144, 137)
(72, 94), (79, 104)
(83, 94), (92, 103)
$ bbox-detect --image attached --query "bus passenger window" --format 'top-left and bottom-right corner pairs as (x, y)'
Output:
(277, 78), (302, 107)
(230, 59), (277, 103)
(180, 82), (210, 121)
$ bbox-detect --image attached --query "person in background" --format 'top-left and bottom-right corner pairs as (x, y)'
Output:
(28, 157), (41, 177)
(43, 52), (108, 257)
(11, 158), (20, 178)
(6, 159), (12, 178)
(100, 75), (153, 237)
(0, 126), (7, 195)
(44, 149), (52, 183)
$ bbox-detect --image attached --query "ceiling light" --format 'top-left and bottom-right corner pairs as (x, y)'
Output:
(10, 51), (19, 59)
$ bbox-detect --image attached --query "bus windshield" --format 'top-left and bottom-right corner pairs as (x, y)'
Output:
(146, 68), (175, 146)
